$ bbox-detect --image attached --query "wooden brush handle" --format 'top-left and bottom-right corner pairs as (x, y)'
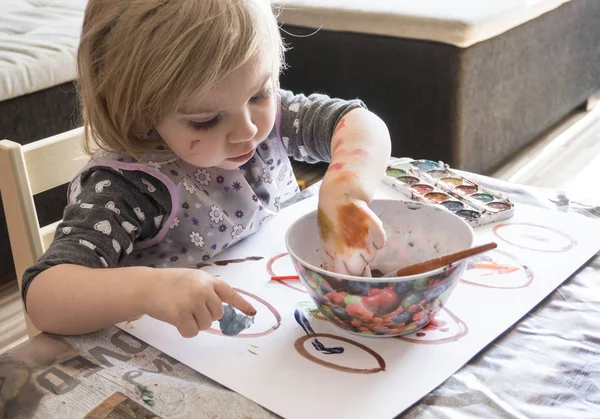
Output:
(392, 242), (498, 277)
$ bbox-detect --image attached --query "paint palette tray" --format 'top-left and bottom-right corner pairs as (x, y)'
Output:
(383, 158), (514, 226)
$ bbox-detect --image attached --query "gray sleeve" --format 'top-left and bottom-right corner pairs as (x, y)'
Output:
(278, 89), (366, 163)
(21, 167), (172, 305)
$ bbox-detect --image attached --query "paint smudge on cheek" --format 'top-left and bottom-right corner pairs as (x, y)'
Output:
(328, 162), (345, 172)
(338, 203), (370, 249)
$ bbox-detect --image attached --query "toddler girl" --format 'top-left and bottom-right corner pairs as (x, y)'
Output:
(23, 0), (391, 338)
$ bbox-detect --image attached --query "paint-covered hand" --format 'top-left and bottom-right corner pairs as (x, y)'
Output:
(317, 197), (386, 276)
(143, 268), (256, 338)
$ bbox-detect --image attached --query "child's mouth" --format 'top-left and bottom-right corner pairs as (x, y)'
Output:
(228, 148), (256, 163)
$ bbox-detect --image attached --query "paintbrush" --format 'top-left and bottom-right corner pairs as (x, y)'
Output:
(383, 242), (497, 277)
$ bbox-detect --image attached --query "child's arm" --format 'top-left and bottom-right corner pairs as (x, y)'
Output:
(317, 108), (391, 274)
(277, 90), (391, 275)
(23, 168), (255, 336)
(27, 264), (255, 336)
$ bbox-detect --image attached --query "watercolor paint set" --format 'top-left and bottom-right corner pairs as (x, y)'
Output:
(383, 158), (514, 226)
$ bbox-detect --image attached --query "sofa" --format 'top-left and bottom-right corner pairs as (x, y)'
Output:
(276, 0), (600, 173)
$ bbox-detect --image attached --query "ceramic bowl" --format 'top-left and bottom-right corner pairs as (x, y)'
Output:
(285, 199), (475, 337)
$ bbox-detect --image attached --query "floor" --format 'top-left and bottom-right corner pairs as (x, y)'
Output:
(0, 276), (27, 354)
(1, 96), (599, 354)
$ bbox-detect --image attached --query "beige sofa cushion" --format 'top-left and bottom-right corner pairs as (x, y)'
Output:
(0, 0), (86, 101)
(274, 0), (571, 47)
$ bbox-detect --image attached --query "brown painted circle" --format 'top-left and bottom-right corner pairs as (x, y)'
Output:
(266, 252), (308, 294)
(493, 223), (576, 253)
(461, 249), (534, 289)
(294, 333), (386, 374)
(396, 307), (469, 345)
(204, 288), (281, 338)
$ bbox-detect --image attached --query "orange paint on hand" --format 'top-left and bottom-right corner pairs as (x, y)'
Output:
(330, 171), (358, 185)
(317, 208), (334, 243)
(338, 202), (370, 249)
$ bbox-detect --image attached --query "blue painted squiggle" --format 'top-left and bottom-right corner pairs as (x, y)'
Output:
(294, 309), (344, 355)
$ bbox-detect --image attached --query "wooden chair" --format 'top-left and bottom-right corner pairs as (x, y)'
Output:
(0, 128), (88, 336)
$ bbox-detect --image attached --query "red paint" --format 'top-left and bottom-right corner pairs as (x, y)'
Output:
(266, 253), (307, 294)
(396, 307), (469, 345)
(271, 275), (300, 281)
(333, 117), (347, 135)
(333, 138), (345, 152)
(351, 149), (368, 156)
(409, 184), (434, 195)
(328, 162), (345, 172)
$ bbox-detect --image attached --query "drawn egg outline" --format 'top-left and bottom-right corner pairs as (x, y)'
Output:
(461, 249), (534, 289)
(395, 307), (468, 345)
(266, 252), (307, 294)
(492, 222), (576, 253)
(294, 333), (386, 374)
(204, 288), (282, 338)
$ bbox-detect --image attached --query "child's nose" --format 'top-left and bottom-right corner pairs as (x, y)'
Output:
(228, 111), (258, 143)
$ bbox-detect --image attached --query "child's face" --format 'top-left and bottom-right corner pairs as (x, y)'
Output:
(156, 52), (277, 170)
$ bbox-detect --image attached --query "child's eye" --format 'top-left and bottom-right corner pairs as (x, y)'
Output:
(250, 88), (273, 104)
(188, 115), (220, 131)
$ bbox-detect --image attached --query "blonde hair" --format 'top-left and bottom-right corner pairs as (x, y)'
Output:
(77, 0), (285, 157)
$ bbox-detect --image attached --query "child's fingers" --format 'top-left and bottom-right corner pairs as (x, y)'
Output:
(176, 314), (200, 338)
(192, 305), (213, 331)
(371, 219), (386, 250)
(214, 281), (257, 316)
(205, 293), (225, 321)
(342, 253), (369, 276)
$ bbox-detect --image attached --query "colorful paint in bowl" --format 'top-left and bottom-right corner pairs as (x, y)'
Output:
(486, 202), (512, 212)
(386, 168), (406, 178)
(456, 209), (481, 221)
(455, 184), (478, 195)
(285, 200), (475, 337)
(424, 192), (451, 204)
(410, 184), (435, 195)
(440, 200), (464, 212)
(397, 176), (420, 185)
(471, 193), (495, 203)
(439, 177), (463, 187)
(411, 160), (439, 171)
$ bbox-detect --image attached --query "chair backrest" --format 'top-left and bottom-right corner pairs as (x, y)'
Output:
(0, 127), (88, 336)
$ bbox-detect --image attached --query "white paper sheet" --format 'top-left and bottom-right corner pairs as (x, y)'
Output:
(120, 186), (600, 419)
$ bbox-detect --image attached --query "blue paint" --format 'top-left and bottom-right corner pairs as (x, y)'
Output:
(294, 310), (344, 355)
(411, 160), (439, 171)
(219, 304), (254, 336)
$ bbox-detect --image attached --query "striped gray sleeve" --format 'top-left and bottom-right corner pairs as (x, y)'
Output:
(278, 89), (366, 163)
